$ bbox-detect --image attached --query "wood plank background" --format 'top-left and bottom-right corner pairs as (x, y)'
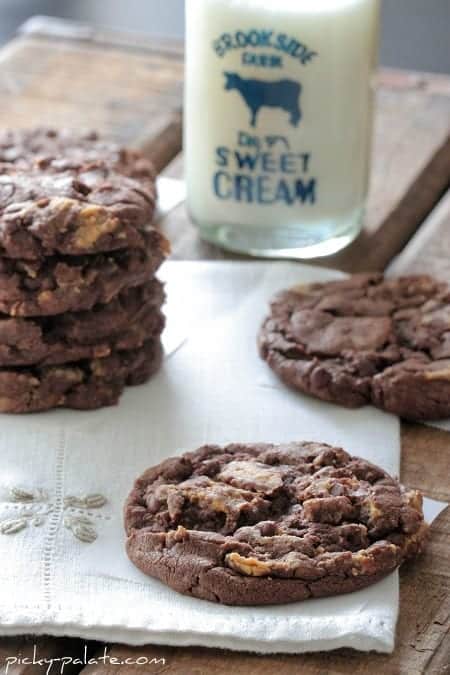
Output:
(0, 18), (448, 675)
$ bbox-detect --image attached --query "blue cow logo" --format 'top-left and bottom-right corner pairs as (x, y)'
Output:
(224, 72), (302, 128)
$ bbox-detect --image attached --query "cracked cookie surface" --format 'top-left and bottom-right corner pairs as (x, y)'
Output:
(0, 279), (165, 366)
(259, 274), (450, 421)
(0, 227), (167, 317)
(0, 131), (158, 259)
(0, 128), (156, 191)
(124, 442), (426, 606)
(0, 337), (162, 413)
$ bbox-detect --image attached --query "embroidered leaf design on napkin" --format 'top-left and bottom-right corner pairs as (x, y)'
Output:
(0, 487), (50, 535)
(10, 487), (47, 503)
(0, 487), (108, 544)
(64, 494), (107, 509)
(63, 494), (108, 542)
(0, 518), (28, 535)
(31, 515), (46, 527)
(64, 515), (98, 543)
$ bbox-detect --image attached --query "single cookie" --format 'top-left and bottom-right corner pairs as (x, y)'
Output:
(0, 338), (162, 413)
(0, 128), (156, 190)
(0, 279), (165, 367)
(124, 442), (427, 606)
(0, 227), (168, 317)
(0, 159), (159, 259)
(259, 274), (450, 421)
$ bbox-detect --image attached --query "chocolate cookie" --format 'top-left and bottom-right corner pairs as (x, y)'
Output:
(0, 338), (162, 413)
(0, 128), (156, 190)
(0, 160), (157, 259)
(0, 280), (165, 367)
(259, 274), (450, 421)
(0, 227), (168, 317)
(124, 442), (426, 606)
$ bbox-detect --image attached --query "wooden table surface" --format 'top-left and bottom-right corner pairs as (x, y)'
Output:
(0, 16), (449, 675)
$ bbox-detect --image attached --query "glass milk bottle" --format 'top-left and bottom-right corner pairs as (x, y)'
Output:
(184, 0), (380, 258)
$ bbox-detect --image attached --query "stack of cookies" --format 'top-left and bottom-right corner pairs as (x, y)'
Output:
(0, 128), (170, 413)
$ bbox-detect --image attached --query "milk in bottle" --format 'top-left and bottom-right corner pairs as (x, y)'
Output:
(184, 0), (380, 257)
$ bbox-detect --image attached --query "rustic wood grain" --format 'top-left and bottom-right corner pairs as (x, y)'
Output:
(318, 70), (450, 273)
(388, 191), (450, 280)
(19, 15), (185, 58)
(365, 72), (450, 234)
(331, 135), (450, 273)
(0, 17), (448, 675)
(137, 111), (182, 175)
(0, 34), (183, 149)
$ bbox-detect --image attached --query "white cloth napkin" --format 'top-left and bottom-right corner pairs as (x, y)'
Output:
(0, 261), (445, 654)
(154, 177), (187, 223)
